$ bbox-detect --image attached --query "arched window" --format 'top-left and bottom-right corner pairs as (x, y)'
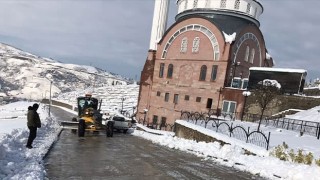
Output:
(211, 65), (218, 81)
(192, 37), (200, 53)
(220, 0), (226, 8)
(199, 65), (207, 81)
(234, 0), (240, 10)
(167, 64), (173, 78)
(244, 46), (249, 62)
(181, 37), (188, 53)
(250, 49), (255, 63)
(159, 63), (165, 78)
(246, 3), (251, 13)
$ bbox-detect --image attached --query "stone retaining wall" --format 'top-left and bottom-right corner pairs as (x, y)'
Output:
(174, 122), (255, 155)
(174, 123), (228, 145)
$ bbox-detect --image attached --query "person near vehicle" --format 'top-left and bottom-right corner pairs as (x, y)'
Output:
(26, 103), (41, 149)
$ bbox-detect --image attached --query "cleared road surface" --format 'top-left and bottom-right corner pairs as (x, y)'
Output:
(44, 106), (266, 180)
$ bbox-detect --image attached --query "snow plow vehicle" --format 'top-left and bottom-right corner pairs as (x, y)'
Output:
(60, 94), (114, 137)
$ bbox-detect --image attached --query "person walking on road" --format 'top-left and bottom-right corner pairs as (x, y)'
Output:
(26, 103), (41, 149)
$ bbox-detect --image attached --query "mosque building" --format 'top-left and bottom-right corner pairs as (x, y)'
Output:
(137, 0), (274, 126)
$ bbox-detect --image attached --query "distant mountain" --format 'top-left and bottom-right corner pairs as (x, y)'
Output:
(0, 43), (128, 101)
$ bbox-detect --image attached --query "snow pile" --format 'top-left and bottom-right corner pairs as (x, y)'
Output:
(223, 32), (236, 43)
(133, 121), (320, 180)
(0, 102), (61, 180)
(249, 67), (307, 74)
(266, 52), (272, 60)
(286, 105), (320, 122)
(261, 79), (282, 89)
(1, 99), (320, 179)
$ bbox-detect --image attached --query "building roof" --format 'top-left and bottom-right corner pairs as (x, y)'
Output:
(249, 67), (307, 74)
(175, 0), (263, 26)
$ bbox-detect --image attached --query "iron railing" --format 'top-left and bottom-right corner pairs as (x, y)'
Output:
(260, 117), (320, 139)
(137, 118), (175, 132)
(180, 111), (271, 150)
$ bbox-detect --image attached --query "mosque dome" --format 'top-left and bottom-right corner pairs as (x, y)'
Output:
(176, 0), (263, 26)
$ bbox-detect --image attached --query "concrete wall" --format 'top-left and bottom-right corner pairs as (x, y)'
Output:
(174, 122), (255, 155)
(246, 95), (320, 116)
(41, 99), (73, 110)
(174, 123), (228, 144)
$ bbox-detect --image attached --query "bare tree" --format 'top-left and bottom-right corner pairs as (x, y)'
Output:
(252, 82), (281, 131)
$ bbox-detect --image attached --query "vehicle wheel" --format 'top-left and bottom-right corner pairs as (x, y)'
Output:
(78, 119), (85, 137)
(71, 117), (77, 134)
(123, 129), (128, 134)
(106, 122), (113, 137)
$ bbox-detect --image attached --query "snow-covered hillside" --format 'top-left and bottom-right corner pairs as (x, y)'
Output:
(55, 84), (139, 116)
(0, 43), (128, 101)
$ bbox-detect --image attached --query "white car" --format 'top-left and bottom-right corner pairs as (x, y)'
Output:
(112, 116), (134, 133)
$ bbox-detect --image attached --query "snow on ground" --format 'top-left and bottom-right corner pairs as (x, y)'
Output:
(1, 101), (320, 180)
(0, 102), (61, 180)
(286, 105), (320, 122)
(133, 127), (320, 180)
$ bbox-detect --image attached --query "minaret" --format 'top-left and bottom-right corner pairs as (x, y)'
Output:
(149, 0), (170, 50)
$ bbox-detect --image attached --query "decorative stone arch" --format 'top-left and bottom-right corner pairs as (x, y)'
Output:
(233, 32), (262, 66)
(161, 24), (220, 60)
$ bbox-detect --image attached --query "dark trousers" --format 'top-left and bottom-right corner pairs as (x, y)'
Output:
(27, 126), (37, 146)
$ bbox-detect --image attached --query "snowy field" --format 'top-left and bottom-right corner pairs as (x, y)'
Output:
(0, 101), (320, 180)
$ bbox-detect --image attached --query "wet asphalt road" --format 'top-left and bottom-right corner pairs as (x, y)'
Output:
(44, 107), (266, 180)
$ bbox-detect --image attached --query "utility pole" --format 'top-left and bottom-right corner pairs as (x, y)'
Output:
(49, 81), (52, 117)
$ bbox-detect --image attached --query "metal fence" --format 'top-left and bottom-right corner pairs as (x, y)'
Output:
(258, 117), (320, 139)
(137, 118), (176, 132)
(206, 109), (320, 139)
(180, 111), (271, 150)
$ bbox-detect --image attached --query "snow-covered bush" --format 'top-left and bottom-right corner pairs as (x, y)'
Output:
(270, 142), (320, 167)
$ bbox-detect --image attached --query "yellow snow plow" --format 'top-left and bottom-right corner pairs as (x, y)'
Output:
(60, 94), (114, 137)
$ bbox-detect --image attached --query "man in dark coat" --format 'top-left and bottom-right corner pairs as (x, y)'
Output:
(26, 103), (41, 149)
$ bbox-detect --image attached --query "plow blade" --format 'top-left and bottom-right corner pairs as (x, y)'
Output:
(59, 121), (79, 130)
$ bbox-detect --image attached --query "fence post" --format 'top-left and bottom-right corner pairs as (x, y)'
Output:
(229, 123), (233, 137)
(246, 127), (250, 143)
(266, 132), (271, 150)
(317, 123), (320, 139)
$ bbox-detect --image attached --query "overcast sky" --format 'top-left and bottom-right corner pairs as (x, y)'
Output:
(0, 0), (319, 81)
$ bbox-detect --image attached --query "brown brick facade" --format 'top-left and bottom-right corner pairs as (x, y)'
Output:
(137, 17), (270, 125)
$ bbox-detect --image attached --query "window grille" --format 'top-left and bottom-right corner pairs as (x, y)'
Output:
(245, 46), (249, 62)
(250, 49), (255, 63)
(192, 37), (200, 53)
(181, 37), (188, 53)
(193, 0), (198, 8)
(235, 0), (240, 10)
(246, 3), (251, 13)
(220, 0), (226, 8)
